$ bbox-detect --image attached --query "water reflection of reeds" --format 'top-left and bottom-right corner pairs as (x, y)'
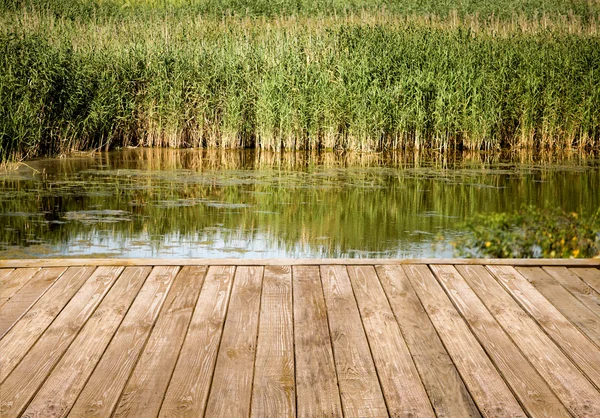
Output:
(0, 149), (598, 258)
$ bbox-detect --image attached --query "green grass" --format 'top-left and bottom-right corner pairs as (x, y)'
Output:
(1, 2), (600, 160)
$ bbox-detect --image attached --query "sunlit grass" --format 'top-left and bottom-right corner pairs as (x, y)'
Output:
(1, 2), (599, 160)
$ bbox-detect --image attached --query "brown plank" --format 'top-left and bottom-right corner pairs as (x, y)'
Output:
(22, 267), (151, 418)
(376, 265), (481, 418)
(517, 266), (600, 345)
(347, 265), (435, 417)
(543, 266), (600, 317)
(0, 267), (65, 336)
(250, 265), (295, 418)
(432, 265), (571, 417)
(0, 266), (95, 382)
(68, 266), (191, 417)
(112, 266), (213, 418)
(293, 265), (343, 418)
(0, 258), (598, 268)
(159, 266), (236, 417)
(457, 264), (600, 417)
(204, 266), (264, 418)
(0, 268), (38, 307)
(487, 265), (600, 387)
(571, 267), (600, 294)
(0, 266), (123, 418)
(403, 264), (525, 417)
(321, 265), (388, 418)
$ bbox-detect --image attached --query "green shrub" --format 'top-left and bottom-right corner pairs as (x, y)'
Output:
(452, 206), (600, 258)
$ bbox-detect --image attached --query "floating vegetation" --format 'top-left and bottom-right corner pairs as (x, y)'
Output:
(0, 149), (598, 258)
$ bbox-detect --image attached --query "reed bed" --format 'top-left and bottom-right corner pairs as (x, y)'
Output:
(1, 2), (600, 160)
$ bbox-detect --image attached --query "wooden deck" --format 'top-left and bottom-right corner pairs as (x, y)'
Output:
(1, 259), (599, 417)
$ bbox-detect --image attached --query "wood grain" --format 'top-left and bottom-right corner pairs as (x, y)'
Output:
(517, 266), (600, 346)
(348, 265), (435, 418)
(321, 265), (388, 418)
(22, 267), (151, 418)
(68, 266), (187, 417)
(0, 267), (65, 337)
(487, 265), (600, 388)
(0, 268), (39, 307)
(376, 264), (481, 418)
(571, 267), (600, 294)
(0, 258), (598, 268)
(432, 265), (570, 417)
(159, 266), (236, 418)
(457, 264), (600, 417)
(250, 265), (295, 418)
(205, 266), (264, 418)
(293, 265), (343, 418)
(403, 264), (525, 418)
(112, 266), (213, 418)
(0, 266), (123, 418)
(543, 266), (600, 317)
(0, 267), (95, 382)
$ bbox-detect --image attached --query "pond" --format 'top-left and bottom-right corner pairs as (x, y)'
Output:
(0, 149), (598, 259)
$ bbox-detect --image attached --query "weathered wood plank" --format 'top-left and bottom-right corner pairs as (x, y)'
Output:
(0, 266), (123, 418)
(487, 265), (600, 388)
(250, 265), (295, 418)
(0, 268), (39, 307)
(403, 264), (525, 418)
(457, 264), (600, 417)
(432, 265), (570, 417)
(321, 265), (388, 418)
(543, 266), (600, 317)
(112, 266), (211, 418)
(22, 267), (151, 418)
(348, 265), (435, 417)
(0, 258), (598, 268)
(0, 267), (65, 336)
(571, 267), (600, 294)
(517, 266), (600, 345)
(293, 265), (343, 418)
(159, 266), (236, 418)
(0, 266), (95, 382)
(376, 265), (481, 418)
(68, 266), (190, 417)
(205, 266), (264, 418)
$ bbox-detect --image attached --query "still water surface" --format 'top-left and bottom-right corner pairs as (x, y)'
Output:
(0, 149), (598, 259)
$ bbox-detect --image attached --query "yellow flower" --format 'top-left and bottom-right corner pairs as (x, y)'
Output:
(573, 249), (580, 257)
(485, 241), (491, 248)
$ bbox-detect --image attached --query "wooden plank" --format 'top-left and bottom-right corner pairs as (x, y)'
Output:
(347, 265), (435, 417)
(0, 267), (65, 336)
(0, 258), (598, 268)
(21, 267), (151, 418)
(0, 266), (95, 382)
(0, 266), (123, 418)
(111, 266), (212, 418)
(159, 266), (236, 418)
(543, 266), (600, 317)
(204, 266), (264, 418)
(487, 265), (600, 388)
(376, 265), (481, 418)
(432, 265), (571, 417)
(250, 265), (295, 418)
(68, 266), (191, 417)
(320, 265), (388, 418)
(293, 265), (343, 418)
(571, 267), (600, 294)
(457, 264), (600, 417)
(0, 268), (38, 307)
(517, 267), (600, 345)
(403, 264), (525, 417)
